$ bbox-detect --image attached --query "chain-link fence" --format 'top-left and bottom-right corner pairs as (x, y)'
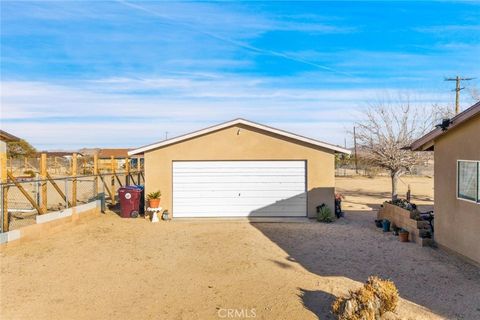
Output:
(7, 155), (144, 178)
(335, 155), (434, 178)
(1, 171), (144, 232)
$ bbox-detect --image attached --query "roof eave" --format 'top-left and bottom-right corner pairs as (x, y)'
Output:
(410, 101), (480, 151)
(128, 119), (351, 155)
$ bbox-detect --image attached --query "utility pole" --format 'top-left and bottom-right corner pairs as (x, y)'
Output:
(353, 126), (358, 174)
(445, 76), (475, 114)
(164, 131), (168, 140)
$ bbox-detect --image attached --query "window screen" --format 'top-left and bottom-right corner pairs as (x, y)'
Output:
(458, 161), (479, 202)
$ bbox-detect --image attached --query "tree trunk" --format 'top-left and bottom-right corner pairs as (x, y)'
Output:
(391, 171), (400, 201)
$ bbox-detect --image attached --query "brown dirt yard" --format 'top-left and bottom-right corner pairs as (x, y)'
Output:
(1, 176), (479, 320)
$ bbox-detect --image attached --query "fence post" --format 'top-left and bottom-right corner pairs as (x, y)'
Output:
(65, 177), (69, 209)
(125, 156), (130, 186)
(40, 153), (47, 213)
(111, 156), (116, 205)
(93, 154), (99, 197)
(137, 156), (141, 185)
(1, 152), (8, 232)
(72, 153), (77, 207)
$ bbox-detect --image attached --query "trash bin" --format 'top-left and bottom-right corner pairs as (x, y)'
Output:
(134, 185), (145, 214)
(118, 187), (142, 218)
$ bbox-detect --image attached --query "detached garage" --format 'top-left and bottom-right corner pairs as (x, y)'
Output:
(129, 119), (350, 219)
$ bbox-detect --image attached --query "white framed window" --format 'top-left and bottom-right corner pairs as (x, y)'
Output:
(457, 160), (479, 203)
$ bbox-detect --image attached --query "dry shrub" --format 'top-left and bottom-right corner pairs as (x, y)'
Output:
(332, 276), (399, 320)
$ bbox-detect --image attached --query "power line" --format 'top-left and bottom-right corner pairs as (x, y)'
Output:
(444, 76), (475, 114)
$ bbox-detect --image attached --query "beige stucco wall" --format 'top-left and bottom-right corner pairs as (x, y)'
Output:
(144, 124), (336, 218)
(0, 141), (6, 182)
(434, 114), (480, 265)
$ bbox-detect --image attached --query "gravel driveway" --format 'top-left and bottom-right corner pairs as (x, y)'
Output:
(1, 210), (479, 320)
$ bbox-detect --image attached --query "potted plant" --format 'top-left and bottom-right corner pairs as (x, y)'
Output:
(399, 229), (409, 242)
(334, 192), (345, 218)
(147, 190), (161, 208)
(382, 219), (391, 232)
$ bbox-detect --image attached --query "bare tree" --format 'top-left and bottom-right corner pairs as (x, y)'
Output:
(432, 103), (456, 123)
(355, 97), (434, 200)
(469, 85), (480, 102)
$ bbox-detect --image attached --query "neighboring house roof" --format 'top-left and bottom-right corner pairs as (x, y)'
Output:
(98, 148), (132, 159)
(129, 118), (351, 156)
(0, 130), (20, 142)
(78, 148), (101, 156)
(411, 101), (480, 151)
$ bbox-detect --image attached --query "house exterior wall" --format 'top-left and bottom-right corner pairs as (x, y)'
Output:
(0, 141), (6, 179)
(434, 114), (480, 265)
(144, 124), (336, 218)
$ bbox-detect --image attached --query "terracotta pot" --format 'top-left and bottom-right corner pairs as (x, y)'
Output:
(149, 198), (161, 208)
(399, 231), (409, 242)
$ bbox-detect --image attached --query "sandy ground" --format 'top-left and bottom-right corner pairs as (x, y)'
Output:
(336, 176), (434, 211)
(1, 177), (479, 320)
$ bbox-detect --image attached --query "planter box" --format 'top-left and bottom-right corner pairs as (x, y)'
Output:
(378, 202), (433, 246)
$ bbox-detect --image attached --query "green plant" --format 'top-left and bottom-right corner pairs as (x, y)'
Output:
(147, 190), (161, 200)
(317, 205), (334, 223)
(410, 209), (421, 221)
(332, 276), (399, 320)
(386, 198), (415, 211)
(7, 139), (36, 159)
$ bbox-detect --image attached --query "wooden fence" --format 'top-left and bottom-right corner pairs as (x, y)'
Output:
(1, 153), (144, 233)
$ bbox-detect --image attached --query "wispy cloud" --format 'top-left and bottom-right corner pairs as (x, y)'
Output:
(1, 77), (457, 149)
(1, 1), (479, 149)
(414, 24), (480, 33)
(117, 0), (355, 76)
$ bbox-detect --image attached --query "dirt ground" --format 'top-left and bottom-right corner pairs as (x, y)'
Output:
(1, 177), (479, 320)
(336, 175), (435, 211)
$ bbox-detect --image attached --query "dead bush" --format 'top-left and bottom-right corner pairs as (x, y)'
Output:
(332, 276), (399, 320)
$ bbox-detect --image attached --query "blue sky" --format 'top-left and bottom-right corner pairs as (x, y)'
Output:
(1, 1), (479, 150)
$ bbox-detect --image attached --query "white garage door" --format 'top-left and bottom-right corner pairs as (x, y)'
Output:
(172, 161), (306, 217)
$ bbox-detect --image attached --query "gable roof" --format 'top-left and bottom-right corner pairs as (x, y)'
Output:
(129, 118), (351, 155)
(411, 101), (480, 151)
(0, 130), (20, 142)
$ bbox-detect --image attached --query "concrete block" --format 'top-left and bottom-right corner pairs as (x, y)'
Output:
(36, 208), (73, 224)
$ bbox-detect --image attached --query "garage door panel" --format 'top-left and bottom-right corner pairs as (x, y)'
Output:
(173, 170), (305, 176)
(173, 197), (306, 207)
(173, 161), (306, 217)
(173, 190), (306, 198)
(173, 203), (306, 217)
(173, 175), (305, 184)
(173, 182), (305, 192)
(173, 161), (305, 169)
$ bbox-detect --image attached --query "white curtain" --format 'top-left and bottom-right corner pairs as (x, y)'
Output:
(458, 161), (478, 201)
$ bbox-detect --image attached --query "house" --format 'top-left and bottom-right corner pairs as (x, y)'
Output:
(411, 101), (480, 265)
(129, 118), (350, 218)
(77, 148), (138, 171)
